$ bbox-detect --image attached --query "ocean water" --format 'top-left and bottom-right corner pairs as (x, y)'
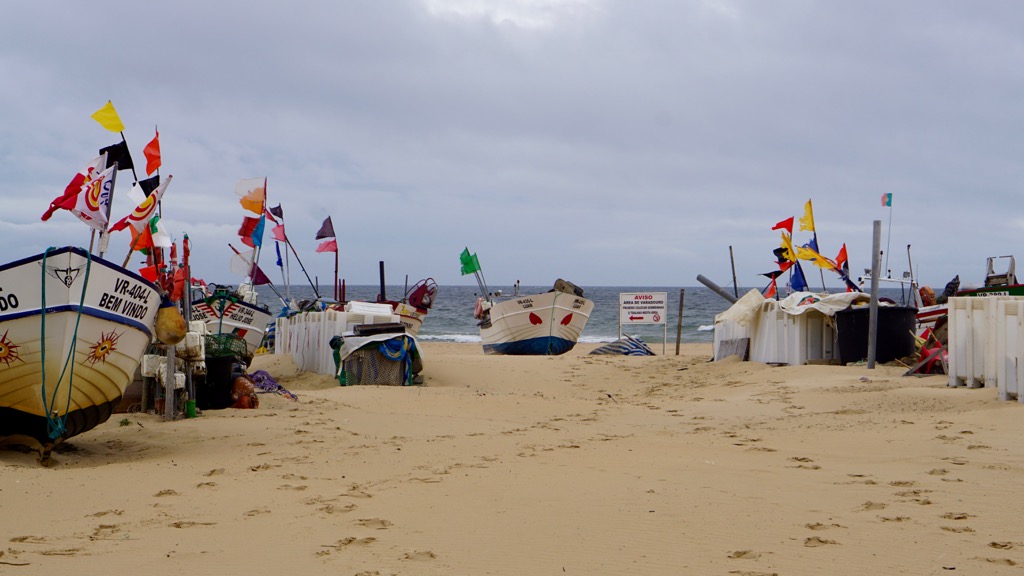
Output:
(253, 283), (917, 346)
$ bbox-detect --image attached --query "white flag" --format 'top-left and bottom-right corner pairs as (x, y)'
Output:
(71, 165), (115, 231)
(230, 249), (255, 276)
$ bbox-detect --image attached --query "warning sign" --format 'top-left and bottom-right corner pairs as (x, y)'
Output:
(619, 292), (668, 325)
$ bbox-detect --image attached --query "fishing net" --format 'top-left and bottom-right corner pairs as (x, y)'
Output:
(343, 345), (409, 386)
(204, 333), (249, 360)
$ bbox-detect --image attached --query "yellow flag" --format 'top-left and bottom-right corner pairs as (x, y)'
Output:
(91, 101), (125, 133)
(798, 199), (815, 232)
(794, 244), (836, 270)
(780, 231), (796, 262)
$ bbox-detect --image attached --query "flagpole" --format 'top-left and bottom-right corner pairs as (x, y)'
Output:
(278, 209), (291, 300)
(334, 249), (339, 301)
(284, 237), (321, 299)
(248, 178), (268, 282)
(884, 196), (893, 277)
(228, 243), (286, 302)
(98, 162), (118, 259)
(276, 241), (289, 298)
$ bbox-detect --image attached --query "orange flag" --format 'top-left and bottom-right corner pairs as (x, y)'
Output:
(144, 129), (161, 175)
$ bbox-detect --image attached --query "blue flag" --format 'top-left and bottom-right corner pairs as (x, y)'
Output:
(275, 241), (283, 267)
(791, 262), (809, 292)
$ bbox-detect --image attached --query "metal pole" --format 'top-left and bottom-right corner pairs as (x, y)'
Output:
(867, 220), (882, 369)
(675, 288), (685, 356)
(696, 274), (738, 304)
(729, 246), (738, 298)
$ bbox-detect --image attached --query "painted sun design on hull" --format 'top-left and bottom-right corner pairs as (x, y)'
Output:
(0, 330), (21, 367)
(86, 330), (121, 365)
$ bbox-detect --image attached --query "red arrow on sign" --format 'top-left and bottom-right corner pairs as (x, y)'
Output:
(629, 315), (644, 321)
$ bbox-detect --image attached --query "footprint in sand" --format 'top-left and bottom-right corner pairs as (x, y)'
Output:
(804, 537), (838, 547)
(356, 518), (393, 530)
(317, 537), (376, 556)
(204, 468), (225, 477)
(805, 522), (842, 531)
(87, 509), (123, 518)
(319, 503), (357, 515)
(277, 484), (308, 491)
(244, 508), (271, 517)
(169, 521), (217, 528)
(9, 535), (47, 544)
(402, 550), (437, 561)
(90, 524), (120, 540)
(860, 501), (887, 511)
(981, 557), (1018, 566)
(940, 512), (973, 520)
(727, 550), (760, 559)
(940, 526), (975, 533)
(154, 489), (178, 497)
(989, 542), (1018, 550)
(39, 548), (82, 556)
(927, 468), (948, 476)
(880, 516), (911, 522)
(196, 482), (217, 488)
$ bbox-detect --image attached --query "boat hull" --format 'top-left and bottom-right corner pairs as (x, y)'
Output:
(0, 247), (160, 454)
(190, 299), (272, 358)
(480, 291), (594, 355)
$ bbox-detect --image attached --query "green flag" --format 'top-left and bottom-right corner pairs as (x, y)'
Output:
(460, 247), (481, 275)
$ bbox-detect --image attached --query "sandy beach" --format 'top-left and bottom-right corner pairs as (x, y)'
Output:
(3, 341), (1023, 574)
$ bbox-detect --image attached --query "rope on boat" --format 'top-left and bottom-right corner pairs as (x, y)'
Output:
(40, 247), (92, 440)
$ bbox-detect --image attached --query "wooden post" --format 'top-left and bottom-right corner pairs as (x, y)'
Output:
(164, 344), (176, 421)
(675, 288), (685, 356)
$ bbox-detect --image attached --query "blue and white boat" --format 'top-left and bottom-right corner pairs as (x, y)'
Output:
(476, 280), (594, 355)
(0, 246), (161, 461)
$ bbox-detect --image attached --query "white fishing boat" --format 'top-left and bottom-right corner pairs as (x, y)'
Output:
(381, 277), (438, 337)
(460, 248), (593, 355)
(0, 246), (161, 460)
(476, 281), (595, 355)
(190, 283), (273, 362)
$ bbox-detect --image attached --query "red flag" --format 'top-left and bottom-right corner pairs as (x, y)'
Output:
(771, 217), (794, 233)
(238, 216), (262, 248)
(41, 155), (106, 221)
(251, 265), (274, 286)
(144, 129), (161, 175)
(171, 267), (186, 302)
(271, 224), (286, 242)
(316, 238), (338, 253)
(834, 243), (848, 270)
(139, 265), (159, 282)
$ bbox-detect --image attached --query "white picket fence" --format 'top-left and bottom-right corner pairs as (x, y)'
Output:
(946, 296), (1024, 401)
(274, 306), (399, 375)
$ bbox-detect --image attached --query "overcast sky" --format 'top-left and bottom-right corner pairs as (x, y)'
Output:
(3, 1), (1022, 291)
